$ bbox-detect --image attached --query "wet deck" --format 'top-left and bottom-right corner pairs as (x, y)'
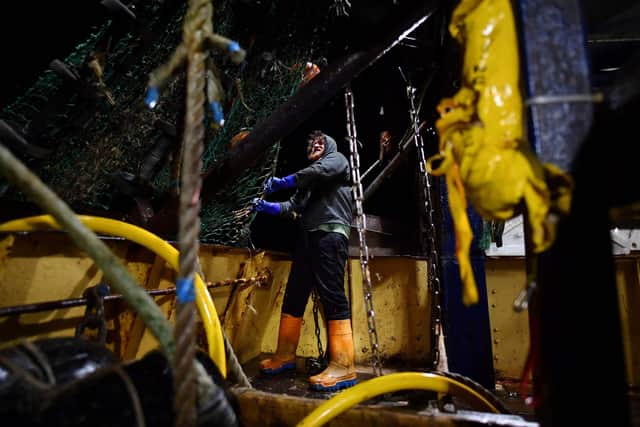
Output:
(236, 355), (538, 426)
(238, 355), (640, 427)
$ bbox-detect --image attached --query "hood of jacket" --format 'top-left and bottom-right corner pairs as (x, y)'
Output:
(321, 133), (337, 158)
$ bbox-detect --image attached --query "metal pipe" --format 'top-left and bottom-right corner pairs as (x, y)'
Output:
(363, 121), (425, 202)
(0, 276), (269, 318)
(0, 287), (186, 317)
(360, 159), (380, 181)
(0, 144), (175, 357)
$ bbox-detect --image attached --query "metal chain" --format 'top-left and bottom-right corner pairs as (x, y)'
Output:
(312, 290), (325, 360)
(344, 85), (383, 377)
(75, 284), (110, 345)
(405, 84), (444, 370)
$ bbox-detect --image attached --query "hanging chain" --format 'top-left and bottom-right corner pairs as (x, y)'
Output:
(312, 290), (325, 360)
(344, 85), (383, 377)
(305, 289), (327, 375)
(330, 0), (352, 16)
(405, 85), (444, 370)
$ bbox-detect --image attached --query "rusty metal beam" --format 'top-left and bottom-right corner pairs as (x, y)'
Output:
(0, 274), (270, 317)
(363, 121), (425, 202)
(198, 1), (439, 203)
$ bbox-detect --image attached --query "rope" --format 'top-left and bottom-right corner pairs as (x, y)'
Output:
(146, 1), (246, 424)
(196, 257), (255, 389)
(174, 3), (208, 425)
(223, 333), (252, 388)
(0, 143), (175, 357)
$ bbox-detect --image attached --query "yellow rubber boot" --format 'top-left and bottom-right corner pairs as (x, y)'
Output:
(260, 314), (302, 375)
(309, 319), (357, 391)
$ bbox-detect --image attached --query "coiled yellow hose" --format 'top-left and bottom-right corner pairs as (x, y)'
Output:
(297, 372), (501, 427)
(0, 214), (226, 377)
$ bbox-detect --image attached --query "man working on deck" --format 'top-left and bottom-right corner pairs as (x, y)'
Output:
(253, 130), (357, 391)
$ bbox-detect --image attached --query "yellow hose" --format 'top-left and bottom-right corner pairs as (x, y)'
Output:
(0, 215), (226, 377)
(297, 372), (501, 427)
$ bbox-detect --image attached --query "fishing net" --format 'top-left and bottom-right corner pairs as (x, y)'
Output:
(0, 0), (331, 246)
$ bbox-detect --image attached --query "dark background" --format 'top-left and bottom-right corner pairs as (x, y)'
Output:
(1, 0), (639, 253)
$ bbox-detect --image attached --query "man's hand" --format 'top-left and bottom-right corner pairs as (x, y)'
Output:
(252, 198), (281, 215)
(264, 175), (296, 195)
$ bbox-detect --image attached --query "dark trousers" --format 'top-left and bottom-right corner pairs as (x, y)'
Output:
(282, 229), (350, 321)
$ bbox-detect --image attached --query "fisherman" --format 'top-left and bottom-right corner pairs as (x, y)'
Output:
(253, 130), (357, 391)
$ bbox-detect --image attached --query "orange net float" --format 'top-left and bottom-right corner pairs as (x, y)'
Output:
(230, 129), (251, 149)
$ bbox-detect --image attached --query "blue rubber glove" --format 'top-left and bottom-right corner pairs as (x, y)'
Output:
(264, 174), (296, 195)
(252, 198), (281, 215)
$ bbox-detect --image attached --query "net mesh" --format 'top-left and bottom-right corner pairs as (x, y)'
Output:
(1, 1), (330, 246)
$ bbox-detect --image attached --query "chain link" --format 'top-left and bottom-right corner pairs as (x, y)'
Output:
(405, 85), (443, 370)
(305, 290), (327, 375)
(312, 290), (325, 360)
(344, 86), (383, 377)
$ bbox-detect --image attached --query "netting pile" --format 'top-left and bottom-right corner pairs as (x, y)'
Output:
(0, 0), (332, 246)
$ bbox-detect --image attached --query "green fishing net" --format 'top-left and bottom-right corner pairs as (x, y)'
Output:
(0, 0), (329, 246)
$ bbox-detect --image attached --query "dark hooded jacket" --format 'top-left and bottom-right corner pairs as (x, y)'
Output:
(280, 133), (353, 231)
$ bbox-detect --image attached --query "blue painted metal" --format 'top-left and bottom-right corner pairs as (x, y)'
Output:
(438, 178), (495, 391)
(515, 0), (594, 171)
(514, 1), (630, 425)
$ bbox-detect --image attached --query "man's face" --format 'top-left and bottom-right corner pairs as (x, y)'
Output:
(307, 135), (325, 161)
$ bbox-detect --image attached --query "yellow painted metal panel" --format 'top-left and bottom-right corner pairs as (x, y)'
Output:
(243, 255), (430, 366)
(4, 230), (638, 389)
(220, 251), (285, 363)
(349, 257), (430, 365)
(132, 257), (177, 360)
(0, 233), (432, 369)
(484, 257), (530, 381)
(248, 251), (329, 361)
(0, 232), (150, 347)
(615, 258), (640, 387)
(485, 256), (640, 388)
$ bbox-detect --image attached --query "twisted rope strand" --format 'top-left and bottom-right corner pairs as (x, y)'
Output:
(174, 2), (209, 426)
(146, 1), (246, 424)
